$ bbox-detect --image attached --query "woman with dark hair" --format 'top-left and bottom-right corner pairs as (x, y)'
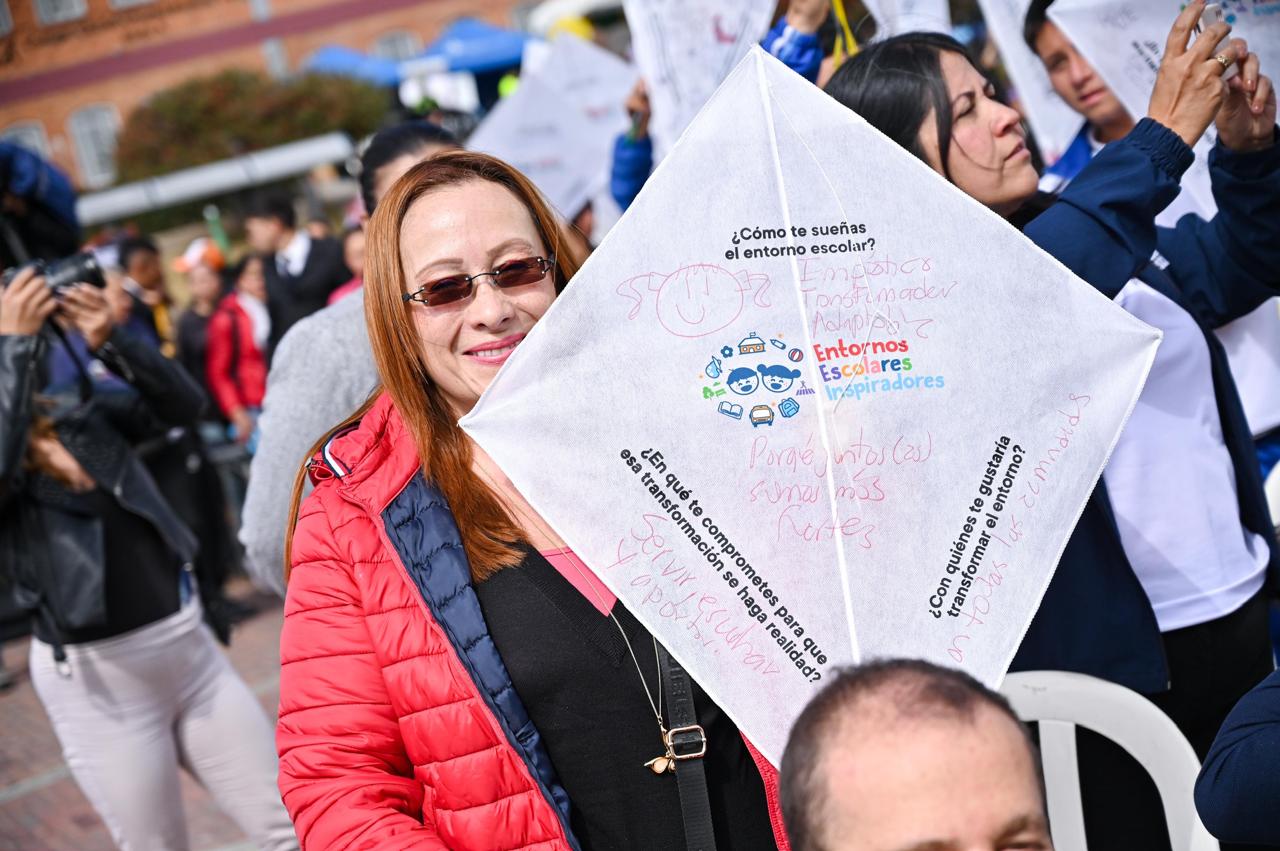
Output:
(824, 3), (1278, 846)
(206, 254), (270, 447)
(357, 120), (459, 217)
(239, 121), (461, 595)
(326, 225), (365, 305)
(276, 151), (785, 849)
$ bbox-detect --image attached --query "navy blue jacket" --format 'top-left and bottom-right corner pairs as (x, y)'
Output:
(1195, 668), (1280, 843)
(380, 472), (580, 847)
(1010, 119), (1280, 693)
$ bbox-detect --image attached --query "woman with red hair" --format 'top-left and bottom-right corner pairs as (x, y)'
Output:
(278, 152), (786, 850)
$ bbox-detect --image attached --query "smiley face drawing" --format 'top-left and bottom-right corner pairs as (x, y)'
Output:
(758, 363), (801, 393)
(726, 367), (760, 395)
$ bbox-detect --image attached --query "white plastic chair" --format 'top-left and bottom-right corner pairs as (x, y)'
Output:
(1001, 670), (1218, 851)
(1263, 463), (1280, 533)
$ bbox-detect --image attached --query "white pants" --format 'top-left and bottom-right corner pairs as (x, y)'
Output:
(29, 600), (298, 851)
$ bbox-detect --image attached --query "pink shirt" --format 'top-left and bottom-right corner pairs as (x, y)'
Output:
(327, 277), (363, 306)
(540, 548), (616, 615)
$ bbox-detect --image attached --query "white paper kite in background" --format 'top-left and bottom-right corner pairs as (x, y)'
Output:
(863, 0), (954, 37)
(467, 75), (610, 220)
(532, 34), (639, 137)
(463, 47), (1159, 764)
(974, 0), (1084, 164)
(526, 34), (640, 238)
(621, 0), (776, 158)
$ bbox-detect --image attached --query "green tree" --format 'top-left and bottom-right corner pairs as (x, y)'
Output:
(116, 70), (387, 183)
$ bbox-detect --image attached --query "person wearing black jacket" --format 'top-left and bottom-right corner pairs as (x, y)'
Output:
(0, 268), (296, 850)
(243, 193), (348, 356)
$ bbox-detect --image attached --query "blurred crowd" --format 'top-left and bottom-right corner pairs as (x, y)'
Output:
(3, 0), (1280, 849)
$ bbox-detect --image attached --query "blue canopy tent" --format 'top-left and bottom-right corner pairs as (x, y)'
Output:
(419, 17), (529, 74)
(305, 45), (402, 87)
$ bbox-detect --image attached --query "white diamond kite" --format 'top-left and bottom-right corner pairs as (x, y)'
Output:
(622, 0), (775, 159)
(462, 47), (1160, 764)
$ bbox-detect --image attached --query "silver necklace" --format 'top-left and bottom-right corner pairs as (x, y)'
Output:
(474, 464), (677, 774)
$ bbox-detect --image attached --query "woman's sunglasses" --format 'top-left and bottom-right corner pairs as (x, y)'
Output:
(402, 256), (555, 308)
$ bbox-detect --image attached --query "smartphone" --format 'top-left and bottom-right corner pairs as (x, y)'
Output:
(1193, 3), (1238, 80)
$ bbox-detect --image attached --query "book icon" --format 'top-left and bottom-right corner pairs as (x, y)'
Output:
(718, 401), (744, 420)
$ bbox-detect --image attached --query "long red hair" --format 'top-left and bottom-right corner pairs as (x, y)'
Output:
(284, 152), (582, 583)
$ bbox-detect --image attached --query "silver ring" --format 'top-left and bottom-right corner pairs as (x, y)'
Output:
(1215, 53), (1232, 70)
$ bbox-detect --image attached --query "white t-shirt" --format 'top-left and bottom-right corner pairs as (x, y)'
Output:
(1216, 301), (1280, 437)
(1040, 129), (1280, 437)
(1105, 280), (1268, 632)
(237, 292), (271, 352)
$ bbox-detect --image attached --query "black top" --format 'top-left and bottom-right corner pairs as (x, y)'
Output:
(33, 485), (181, 645)
(175, 308), (219, 421)
(475, 547), (777, 851)
(263, 236), (350, 355)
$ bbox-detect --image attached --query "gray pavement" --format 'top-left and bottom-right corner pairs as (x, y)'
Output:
(0, 582), (288, 851)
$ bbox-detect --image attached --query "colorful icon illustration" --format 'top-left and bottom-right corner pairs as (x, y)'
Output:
(758, 364), (801, 393)
(719, 401), (744, 420)
(727, 367), (760, 395)
(705, 333), (803, 426)
(738, 333), (766, 355)
(750, 405), (775, 427)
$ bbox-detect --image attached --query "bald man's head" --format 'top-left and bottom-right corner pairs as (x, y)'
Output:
(781, 660), (1051, 851)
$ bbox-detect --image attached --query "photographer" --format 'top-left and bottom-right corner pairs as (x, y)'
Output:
(0, 267), (296, 850)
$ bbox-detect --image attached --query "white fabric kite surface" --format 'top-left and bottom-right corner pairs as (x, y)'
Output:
(462, 48), (1160, 764)
(622, 0), (775, 158)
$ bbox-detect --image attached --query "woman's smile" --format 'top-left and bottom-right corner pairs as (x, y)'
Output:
(464, 333), (525, 366)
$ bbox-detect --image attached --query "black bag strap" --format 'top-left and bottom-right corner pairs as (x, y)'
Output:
(46, 321), (93, 403)
(658, 643), (718, 851)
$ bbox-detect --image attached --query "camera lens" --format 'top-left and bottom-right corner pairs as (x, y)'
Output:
(44, 253), (106, 293)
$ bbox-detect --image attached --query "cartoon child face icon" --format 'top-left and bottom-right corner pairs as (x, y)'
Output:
(758, 364), (801, 393)
(727, 367), (760, 395)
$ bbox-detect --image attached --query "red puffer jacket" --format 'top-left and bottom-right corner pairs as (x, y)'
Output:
(279, 393), (790, 850)
(205, 293), (267, 419)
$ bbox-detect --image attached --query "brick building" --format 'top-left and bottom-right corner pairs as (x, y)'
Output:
(0, 0), (523, 190)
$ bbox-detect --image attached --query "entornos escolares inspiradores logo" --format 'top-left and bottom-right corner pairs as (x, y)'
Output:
(701, 331), (809, 428)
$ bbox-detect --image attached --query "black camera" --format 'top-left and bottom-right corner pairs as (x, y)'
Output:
(2, 252), (106, 296)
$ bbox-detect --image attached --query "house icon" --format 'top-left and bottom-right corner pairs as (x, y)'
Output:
(738, 333), (766, 355)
